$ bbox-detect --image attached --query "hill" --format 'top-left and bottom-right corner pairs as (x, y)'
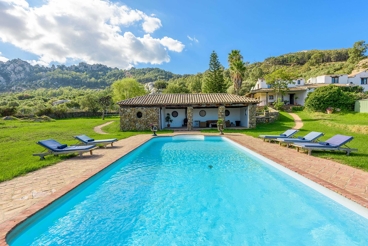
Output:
(1, 42), (367, 93)
(0, 59), (182, 92)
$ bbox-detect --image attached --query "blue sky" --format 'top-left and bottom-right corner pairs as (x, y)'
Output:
(0, 0), (367, 75)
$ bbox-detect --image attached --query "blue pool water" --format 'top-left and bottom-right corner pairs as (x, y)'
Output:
(7, 136), (368, 245)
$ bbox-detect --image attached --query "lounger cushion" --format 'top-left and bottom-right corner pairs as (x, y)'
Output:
(319, 142), (330, 146)
(298, 137), (305, 140)
(57, 144), (67, 149)
(280, 134), (286, 136)
(87, 139), (94, 142)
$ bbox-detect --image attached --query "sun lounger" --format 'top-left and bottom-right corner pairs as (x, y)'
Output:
(33, 139), (97, 160)
(293, 134), (357, 156)
(74, 134), (118, 148)
(275, 131), (324, 147)
(259, 129), (298, 142)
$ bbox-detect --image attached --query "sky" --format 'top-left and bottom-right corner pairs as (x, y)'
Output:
(0, 0), (368, 75)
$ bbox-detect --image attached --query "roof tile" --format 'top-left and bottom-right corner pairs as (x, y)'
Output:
(117, 93), (259, 106)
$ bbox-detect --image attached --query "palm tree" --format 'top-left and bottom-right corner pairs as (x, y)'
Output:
(228, 50), (245, 95)
(228, 50), (243, 64)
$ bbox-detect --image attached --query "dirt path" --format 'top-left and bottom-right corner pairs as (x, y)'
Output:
(93, 121), (114, 134)
(288, 113), (303, 130)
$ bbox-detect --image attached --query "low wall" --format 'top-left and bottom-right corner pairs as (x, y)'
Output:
(14, 111), (119, 119)
(256, 108), (279, 124)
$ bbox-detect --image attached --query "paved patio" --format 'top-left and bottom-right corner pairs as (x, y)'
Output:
(1, 132), (368, 245)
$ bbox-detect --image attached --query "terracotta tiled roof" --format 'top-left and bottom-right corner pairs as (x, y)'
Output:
(117, 93), (259, 106)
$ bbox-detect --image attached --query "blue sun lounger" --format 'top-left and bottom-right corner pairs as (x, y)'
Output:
(275, 131), (324, 147)
(259, 129), (298, 142)
(293, 134), (357, 156)
(33, 139), (97, 160)
(74, 134), (118, 148)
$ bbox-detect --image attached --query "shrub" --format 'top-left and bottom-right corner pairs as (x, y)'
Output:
(304, 85), (357, 112)
(0, 106), (17, 116)
(273, 99), (284, 111)
(292, 106), (304, 112)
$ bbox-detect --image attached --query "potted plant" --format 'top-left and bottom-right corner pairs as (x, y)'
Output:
(165, 113), (173, 127)
(150, 123), (158, 136)
(217, 119), (224, 135)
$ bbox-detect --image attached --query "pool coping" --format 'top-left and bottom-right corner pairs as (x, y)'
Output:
(1, 132), (368, 245)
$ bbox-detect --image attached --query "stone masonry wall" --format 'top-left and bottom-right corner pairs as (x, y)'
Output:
(187, 107), (193, 130)
(120, 107), (159, 131)
(248, 104), (257, 128)
(218, 106), (225, 128)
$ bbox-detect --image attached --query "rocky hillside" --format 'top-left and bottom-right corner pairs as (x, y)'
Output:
(0, 59), (181, 92)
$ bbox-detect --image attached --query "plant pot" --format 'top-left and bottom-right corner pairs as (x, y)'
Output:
(167, 124), (170, 127)
(218, 124), (224, 135)
(326, 109), (333, 114)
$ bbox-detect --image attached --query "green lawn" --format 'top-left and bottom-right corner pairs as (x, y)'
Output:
(0, 117), (171, 182)
(293, 111), (368, 171)
(202, 111), (368, 171)
(2, 111), (368, 182)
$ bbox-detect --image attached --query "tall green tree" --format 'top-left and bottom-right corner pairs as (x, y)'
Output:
(163, 83), (190, 93)
(228, 50), (246, 95)
(264, 69), (296, 102)
(79, 94), (99, 112)
(111, 78), (146, 102)
(348, 40), (368, 63)
(154, 80), (168, 91)
(187, 74), (202, 93)
(202, 51), (226, 93)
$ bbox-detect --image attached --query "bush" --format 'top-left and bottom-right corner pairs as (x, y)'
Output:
(304, 85), (357, 112)
(292, 106), (304, 112)
(273, 99), (284, 111)
(0, 106), (17, 116)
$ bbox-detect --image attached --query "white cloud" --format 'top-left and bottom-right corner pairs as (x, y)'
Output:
(0, 52), (9, 62)
(187, 35), (199, 43)
(160, 36), (185, 52)
(0, 0), (184, 68)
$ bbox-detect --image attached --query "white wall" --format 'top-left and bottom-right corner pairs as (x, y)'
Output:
(288, 78), (305, 87)
(252, 79), (269, 90)
(239, 107), (248, 127)
(348, 71), (368, 91)
(225, 108), (240, 125)
(164, 108), (186, 127)
(308, 75), (349, 84)
(193, 108), (218, 123)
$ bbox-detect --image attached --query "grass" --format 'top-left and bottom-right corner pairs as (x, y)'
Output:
(2, 111), (368, 182)
(0, 117), (172, 182)
(292, 111), (368, 171)
(202, 111), (368, 172)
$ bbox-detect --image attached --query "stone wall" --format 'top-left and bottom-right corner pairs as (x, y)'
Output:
(256, 108), (279, 124)
(120, 107), (159, 131)
(187, 107), (193, 130)
(218, 106), (225, 128)
(14, 111), (119, 119)
(248, 104), (257, 128)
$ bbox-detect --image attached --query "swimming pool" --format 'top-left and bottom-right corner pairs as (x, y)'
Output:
(7, 136), (368, 245)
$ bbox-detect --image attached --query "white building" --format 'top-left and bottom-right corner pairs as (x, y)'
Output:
(249, 78), (309, 106)
(348, 70), (368, 91)
(249, 75), (357, 106)
(307, 71), (368, 91)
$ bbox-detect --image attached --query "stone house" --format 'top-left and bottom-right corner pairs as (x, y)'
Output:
(117, 93), (259, 131)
